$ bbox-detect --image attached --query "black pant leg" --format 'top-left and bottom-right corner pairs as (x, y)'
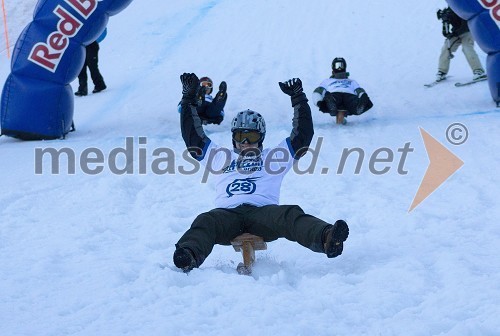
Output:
(358, 94), (373, 114)
(339, 93), (359, 115)
(176, 208), (244, 266)
(77, 64), (88, 92)
(86, 42), (105, 88)
(324, 92), (339, 115)
(245, 205), (330, 253)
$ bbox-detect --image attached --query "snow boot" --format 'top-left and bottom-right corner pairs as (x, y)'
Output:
(173, 246), (197, 272)
(473, 69), (487, 81)
(75, 87), (88, 96)
(435, 71), (447, 82)
(92, 83), (107, 94)
(323, 220), (349, 258)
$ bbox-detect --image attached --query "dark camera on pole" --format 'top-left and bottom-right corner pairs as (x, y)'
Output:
(437, 8), (451, 22)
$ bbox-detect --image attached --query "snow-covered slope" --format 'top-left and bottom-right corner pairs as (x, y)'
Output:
(1, 1), (499, 335)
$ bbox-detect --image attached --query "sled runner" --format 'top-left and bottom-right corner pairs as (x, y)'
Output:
(231, 233), (267, 275)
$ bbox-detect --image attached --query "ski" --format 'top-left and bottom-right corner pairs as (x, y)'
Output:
(424, 75), (454, 88)
(455, 77), (487, 87)
(424, 81), (443, 88)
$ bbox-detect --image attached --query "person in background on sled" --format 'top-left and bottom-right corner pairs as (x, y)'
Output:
(178, 76), (227, 125)
(173, 73), (349, 273)
(75, 28), (108, 96)
(434, 6), (486, 82)
(312, 57), (373, 121)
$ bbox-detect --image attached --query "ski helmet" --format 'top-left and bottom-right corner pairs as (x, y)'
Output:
(231, 109), (266, 147)
(199, 76), (213, 94)
(331, 57), (347, 74)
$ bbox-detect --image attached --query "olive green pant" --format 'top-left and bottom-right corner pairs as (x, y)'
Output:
(438, 32), (484, 74)
(175, 204), (331, 266)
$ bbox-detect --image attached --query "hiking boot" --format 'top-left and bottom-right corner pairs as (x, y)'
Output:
(436, 71), (447, 82)
(173, 246), (197, 272)
(323, 220), (349, 258)
(92, 84), (107, 93)
(473, 69), (487, 81)
(74, 89), (88, 97)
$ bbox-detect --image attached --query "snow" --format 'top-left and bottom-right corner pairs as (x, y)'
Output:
(1, 0), (499, 335)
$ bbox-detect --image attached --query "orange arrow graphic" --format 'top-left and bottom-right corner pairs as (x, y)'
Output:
(409, 127), (464, 212)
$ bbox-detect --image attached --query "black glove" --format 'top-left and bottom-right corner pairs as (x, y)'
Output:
(216, 81), (227, 99)
(354, 87), (366, 99)
(317, 101), (329, 113)
(219, 81), (227, 94)
(279, 78), (307, 106)
(279, 78), (303, 96)
(180, 73), (199, 104)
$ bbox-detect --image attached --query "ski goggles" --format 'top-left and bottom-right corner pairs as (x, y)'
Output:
(232, 130), (262, 144)
(201, 81), (213, 89)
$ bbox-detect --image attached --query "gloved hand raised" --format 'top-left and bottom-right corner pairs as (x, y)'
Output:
(279, 78), (303, 96)
(219, 81), (227, 94)
(180, 73), (200, 103)
(216, 81), (227, 99)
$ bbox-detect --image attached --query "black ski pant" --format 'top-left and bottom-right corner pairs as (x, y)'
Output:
(78, 41), (105, 92)
(175, 204), (331, 267)
(323, 92), (373, 116)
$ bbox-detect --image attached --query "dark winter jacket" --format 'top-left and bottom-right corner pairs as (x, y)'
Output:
(180, 92), (314, 160)
(444, 8), (469, 38)
(196, 94), (226, 125)
(177, 87), (227, 125)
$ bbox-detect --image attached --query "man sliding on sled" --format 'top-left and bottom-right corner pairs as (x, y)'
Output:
(173, 73), (349, 273)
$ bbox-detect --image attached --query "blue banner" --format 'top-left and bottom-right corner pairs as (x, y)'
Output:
(1, 0), (133, 140)
(447, 0), (500, 104)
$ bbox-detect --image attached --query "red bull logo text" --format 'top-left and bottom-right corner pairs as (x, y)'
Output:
(28, 0), (98, 72)
(479, 0), (500, 23)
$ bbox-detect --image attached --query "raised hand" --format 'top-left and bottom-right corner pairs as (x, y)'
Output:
(180, 73), (200, 100)
(216, 81), (227, 99)
(279, 78), (303, 96)
(219, 81), (227, 94)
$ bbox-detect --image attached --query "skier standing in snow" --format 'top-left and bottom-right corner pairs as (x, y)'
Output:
(434, 6), (486, 83)
(178, 76), (227, 125)
(173, 73), (349, 273)
(312, 57), (373, 122)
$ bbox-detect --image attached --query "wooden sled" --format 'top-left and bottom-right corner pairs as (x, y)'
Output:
(336, 109), (347, 125)
(230, 233), (267, 275)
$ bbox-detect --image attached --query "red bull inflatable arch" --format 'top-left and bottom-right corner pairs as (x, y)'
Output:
(447, 0), (500, 107)
(0, 0), (498, 140)
(0, 0), (133, 140)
